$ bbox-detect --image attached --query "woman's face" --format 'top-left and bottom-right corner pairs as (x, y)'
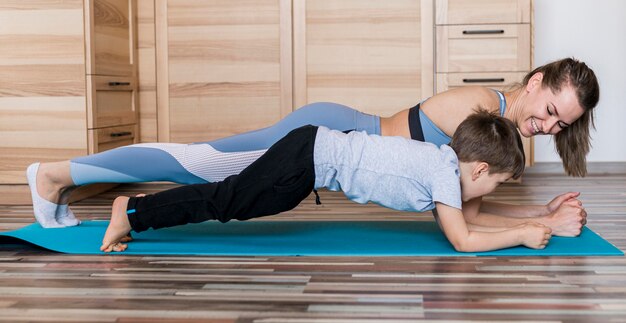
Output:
(518, 74), (585, 138)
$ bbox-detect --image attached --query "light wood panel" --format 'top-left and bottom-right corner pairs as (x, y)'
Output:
(87, 75), (137, 129)
(88, 124), (138, 154)
(294, 0), (434, 117)
(0, 2), (87, 184)
(86, 0), (135, 76)
(156, 0), (293, 143)
(137, 0), (158, 142)
(436, 72), (527, 91)
(0, 163), (625, 321)
(436, 24), (531, 73)
(435, 0), (531, 25)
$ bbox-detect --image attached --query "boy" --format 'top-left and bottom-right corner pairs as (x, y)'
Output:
(101, 111), (552, 253)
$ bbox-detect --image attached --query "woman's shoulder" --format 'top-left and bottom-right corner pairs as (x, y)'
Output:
(442, 86), (496, 101)
(427, 86), (500, 112)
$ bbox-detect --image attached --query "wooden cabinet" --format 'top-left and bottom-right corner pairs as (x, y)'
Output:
(0, 0), (138, 184)
(85, 0), (139, 154)
(434, 0), (533, 165)
(435, 0), (531, 90)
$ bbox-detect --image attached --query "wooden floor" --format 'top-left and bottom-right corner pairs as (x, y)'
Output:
(1, 163), (625, 322)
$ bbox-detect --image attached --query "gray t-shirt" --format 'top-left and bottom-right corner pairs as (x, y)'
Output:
(313, 126), (462, 212)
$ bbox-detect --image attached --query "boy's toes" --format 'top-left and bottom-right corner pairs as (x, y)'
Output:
(120, 234), (133, 243)
(100, 243), (112, 252)
(101, 241), (128, 253)
(112, 242), (128, 252)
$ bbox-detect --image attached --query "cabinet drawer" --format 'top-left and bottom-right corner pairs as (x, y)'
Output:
(87, 75), (137, 129)
(88, 124), (137, 154)
(436, 72), (526, 93)
(435, 0), (530, 25)
(85, 0), (136, 76)
(436, 24), (530, 73)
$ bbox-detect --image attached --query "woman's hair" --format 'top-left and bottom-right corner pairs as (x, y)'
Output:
(522, 58), (600, 177)
(450, 110), (525, 179)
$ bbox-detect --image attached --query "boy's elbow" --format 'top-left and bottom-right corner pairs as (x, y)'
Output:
(449, 239), (471, 253)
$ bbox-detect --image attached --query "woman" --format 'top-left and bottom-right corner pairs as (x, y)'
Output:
(29, 58), (598, 233)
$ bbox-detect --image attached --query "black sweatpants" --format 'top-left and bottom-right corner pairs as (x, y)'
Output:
(126, 125), (318, 233)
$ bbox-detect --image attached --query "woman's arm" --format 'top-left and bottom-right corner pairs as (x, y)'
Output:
(480, 192), (583, 218)
(434, 202), (551, 252)
(462, 196), (586, 237)
(480, 200), (550, 218)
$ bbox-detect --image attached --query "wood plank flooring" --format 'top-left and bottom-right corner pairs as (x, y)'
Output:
(1, 163), (625, 322)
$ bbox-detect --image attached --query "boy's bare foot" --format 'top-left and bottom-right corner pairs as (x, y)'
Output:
(120, 234), (133, 243)
(117, 194), (145, 243)
(101, 196), (132, 252)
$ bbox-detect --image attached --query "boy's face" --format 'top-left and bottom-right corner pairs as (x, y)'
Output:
(460, 162), (513, 201)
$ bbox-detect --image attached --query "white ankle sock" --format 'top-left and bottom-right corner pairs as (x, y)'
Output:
(56, 205), (81, 226)
(26, 163), (63, 228)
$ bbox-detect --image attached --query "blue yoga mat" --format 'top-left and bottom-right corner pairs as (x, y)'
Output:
(0, 220), (622, 256)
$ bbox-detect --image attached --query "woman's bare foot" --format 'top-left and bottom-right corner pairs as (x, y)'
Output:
(101, 196), (132, 252)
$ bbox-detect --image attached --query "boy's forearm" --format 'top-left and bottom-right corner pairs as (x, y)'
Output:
(436, 202), (531, 252)
(466, 223), (513, 232)
(457, 229), (524, 252)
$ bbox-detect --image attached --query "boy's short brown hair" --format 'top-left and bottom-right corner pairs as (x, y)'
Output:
(449, 110), (525, 179)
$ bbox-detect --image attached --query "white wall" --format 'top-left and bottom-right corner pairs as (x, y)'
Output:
(534, 0), (626, 162)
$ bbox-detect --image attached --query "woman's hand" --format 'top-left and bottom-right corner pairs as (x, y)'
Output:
(519, 222), (552, 249)
(542, 200), (587, 237)
(546, 192), (581, 214)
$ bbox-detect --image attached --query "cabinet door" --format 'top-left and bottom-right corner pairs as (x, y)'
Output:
(293, 0), (434, 117)
(86, 0), (137, 76)
(155, 0), (293, 143)
(87, 75), (138, 129)
(88, 125), (137, 154)
(436, 24), (531, 73)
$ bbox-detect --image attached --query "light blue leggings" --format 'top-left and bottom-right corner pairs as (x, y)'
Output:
(71, 102), (380, 185)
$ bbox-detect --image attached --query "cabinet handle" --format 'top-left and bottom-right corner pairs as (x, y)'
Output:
(462, 29), (505, 35)
(108, 82), (131, 86)
(110, 131), (132, 137)
(463, 78), (505, 83)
